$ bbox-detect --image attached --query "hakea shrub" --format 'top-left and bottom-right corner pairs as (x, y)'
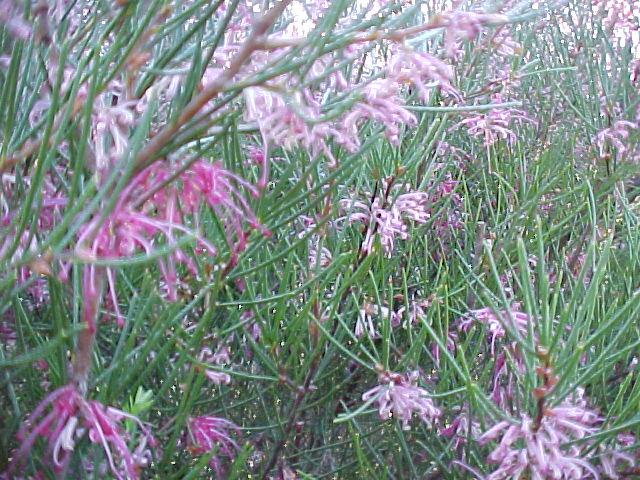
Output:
(2, 0), (640, 478)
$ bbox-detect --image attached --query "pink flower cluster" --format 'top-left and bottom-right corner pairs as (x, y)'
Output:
(340, 183), (430, 257)
(1, 172), (67, 307)
(453, 96), (535, 146)
(594, 120), (637, 161)
(8, 385), (154, 480)
(76, 159), (268, 326)
(362, 370), (441, 430)
(244, 46), (461, 161)
(479, 391), (635, 479)
(186, 415), (241, 477)
(458, 305), (531, 355)
(199, 344), (232, 385)
(0, 0), (32, 41)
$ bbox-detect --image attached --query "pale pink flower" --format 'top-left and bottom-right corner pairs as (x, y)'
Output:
(441, 12), (484, 59)
(8, 385), (154, 479)
(93, 98), (139, 172)
(594, 120), (637, 161)
(458, 306), (531, 355)
(492, 29), (522, 59)
(199, 345), (232, 385)
(355, 302), (399, 339)
(341, 78), (417, 149)
(597, 433), (636, 479)
(362, 370), (440, 430)
(395, 296), (433, 328)
(478, 394), (602, 480)
(296, 215), (332, 270)
(596, 0), (639, 34)
(186, 416), (241, 478)
(387, 48), (460, 101)
(453, 102), (535, 146)
(339, 184), (430, 257)
(244, 86), (342, 171)
(0, 0), (32, 40)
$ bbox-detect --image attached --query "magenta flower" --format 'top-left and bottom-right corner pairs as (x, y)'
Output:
(362, 370), (440, 430)
(186, 415), (241, 477)
(8, 384), (154, 479)
(76, 159), (267, 326)
(439, 406), (482, 450)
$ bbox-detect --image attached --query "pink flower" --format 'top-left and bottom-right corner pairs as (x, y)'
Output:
(1, 172), (66, 308)
(0, 0), (32, 40)
(439, 406), (482, 450)
(489, 349), (526, 408)
(244, 86), (342, 170)
(93, 97), (139, 172)
(342, 79), (417, 148)
(340, 183), (430, 257)
(458, 306), (531, 355)
(452, 96), (535, 146)
(395, 296), (434, 328)
(199, 345), (232, 385)
(594, 120), (637, 161)
(8, 385), (154, 479)
(362, 370), (440, 430)
(387, 48), (460, 101)
(296, 215), (333, 270)
(597, 435), (636, 479)
(76, 159), (267, 326)
(355, 302), (399, 338)
(491, 28), (522, 59)
(186, 416), (241, 477)
(478, 393), (602, 480)
(441, 12), (484, 59)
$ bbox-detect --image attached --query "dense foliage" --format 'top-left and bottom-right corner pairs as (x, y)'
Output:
(1, 0), (639, 478)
